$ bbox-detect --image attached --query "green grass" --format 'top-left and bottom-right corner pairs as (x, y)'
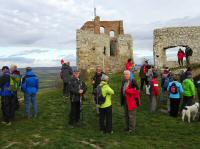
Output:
(0, 74), (200, 149)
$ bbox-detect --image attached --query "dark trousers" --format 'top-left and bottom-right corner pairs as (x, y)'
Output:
(1, 96), (15, 122)
(63, 82), (70, 96)
(13, 92), (19, 111)
(99, 106), (112, 133)
(181, 96), (193, 110)
(178, 59), (183, 66)
(170, 99), (180, 117)
(186, 56), (190, 66)
(140, 77), (148, 91)
(69, 101), (80, 126)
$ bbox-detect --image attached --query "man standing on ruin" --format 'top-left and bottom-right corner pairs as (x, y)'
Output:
(177, 49), (185, 67)
(185, 46), (193, 66)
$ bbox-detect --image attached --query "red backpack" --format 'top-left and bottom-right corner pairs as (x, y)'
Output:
(151, 79), (160, 96)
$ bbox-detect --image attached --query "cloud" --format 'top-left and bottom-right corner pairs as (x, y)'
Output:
(1, 0), (200, 66)
(10, 49), (49, 57)
(0, 56), (35, 65)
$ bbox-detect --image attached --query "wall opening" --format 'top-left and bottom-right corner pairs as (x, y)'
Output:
(100, 27), (105, 34)
(165, 46), (186, 61)
(103, 46), (106, 55)
(109, 31), (115, 37)
(110, 39), (117, 56)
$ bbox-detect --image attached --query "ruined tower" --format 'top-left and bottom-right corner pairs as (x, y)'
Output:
(76, 16), (133, 73)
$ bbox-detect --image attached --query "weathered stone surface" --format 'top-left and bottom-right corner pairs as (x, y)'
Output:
(153, 26), (200, 68)
(77, 16), (133, 73)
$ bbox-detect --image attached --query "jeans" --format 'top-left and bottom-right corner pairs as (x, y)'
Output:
(24, 93), (38, 117)
(99, 106), (112, 133)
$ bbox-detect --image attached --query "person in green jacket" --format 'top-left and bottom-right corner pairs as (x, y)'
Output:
(181, 72), (195, 110)
(99, 74), (114, 134)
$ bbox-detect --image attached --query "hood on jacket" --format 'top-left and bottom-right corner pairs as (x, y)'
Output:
(26, 71), (35, 76)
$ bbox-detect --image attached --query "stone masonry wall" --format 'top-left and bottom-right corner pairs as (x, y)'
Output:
(154, 26), (200, 68)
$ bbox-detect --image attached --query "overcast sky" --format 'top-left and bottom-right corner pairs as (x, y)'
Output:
(0, 0), (200, 68)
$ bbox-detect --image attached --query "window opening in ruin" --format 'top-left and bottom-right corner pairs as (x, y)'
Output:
(100, 27), (105, 34)
(110, 39), (117, 56)
(110, 31), (115, 37)
(103, 46), (106, 55)
(165, 46), (186, 61)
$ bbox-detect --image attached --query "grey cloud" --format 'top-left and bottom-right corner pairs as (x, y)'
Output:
(10, 49), (49, 57)
(0, 56), (35, 63)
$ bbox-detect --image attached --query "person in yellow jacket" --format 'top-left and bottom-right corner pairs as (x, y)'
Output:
(99, 74), (114, 134)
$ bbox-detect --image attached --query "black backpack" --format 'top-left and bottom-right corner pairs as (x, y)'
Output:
(95, 85), (106, 105)
(170, 82), (178, 94)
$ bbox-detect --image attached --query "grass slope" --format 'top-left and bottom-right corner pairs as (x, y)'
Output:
(0, 73), (200, 149)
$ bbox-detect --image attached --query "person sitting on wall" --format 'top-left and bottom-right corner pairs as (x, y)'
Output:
(177, 48), (185, 67)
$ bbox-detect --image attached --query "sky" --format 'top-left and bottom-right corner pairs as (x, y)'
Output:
(0, 0), (200, 68)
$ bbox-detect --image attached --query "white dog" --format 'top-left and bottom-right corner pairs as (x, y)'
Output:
(182, 102), (199, 123)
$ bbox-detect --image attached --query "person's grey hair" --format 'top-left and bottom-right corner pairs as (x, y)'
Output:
(101, 74), (109, 82)
(124, 70), (131, 75)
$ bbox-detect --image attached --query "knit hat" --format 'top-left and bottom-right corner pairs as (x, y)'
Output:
(101, 74), (109, 82)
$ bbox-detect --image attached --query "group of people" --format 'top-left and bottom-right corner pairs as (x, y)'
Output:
(59, 57), (200, 136)
(160, 66), (197, 118)
(0, 65), (39, 125)
(177, 46), (193, 67)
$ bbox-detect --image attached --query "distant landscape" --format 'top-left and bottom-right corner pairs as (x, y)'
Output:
(18, 66), (76, 89)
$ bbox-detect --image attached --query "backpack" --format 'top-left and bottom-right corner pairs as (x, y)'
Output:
(188, 48), (193, 56)
(10, 76), (21, 91)
(151, 79), (160, 96)
(170, 82), (178, 94)
(95, 85), (106, 105)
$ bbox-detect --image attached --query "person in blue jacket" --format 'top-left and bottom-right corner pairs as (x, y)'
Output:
(21, 67), (39, 118)
(0, 66), (15, 125)
(167, 75), (184, 117)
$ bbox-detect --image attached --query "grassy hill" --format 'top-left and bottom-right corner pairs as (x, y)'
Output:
(0, 73), (200, 149)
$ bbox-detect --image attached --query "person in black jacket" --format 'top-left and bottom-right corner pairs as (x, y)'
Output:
(0, 66), (15, 125)
(92, 66), (104, 114)
(60, 62), (73, 97)
(69, 70), (87, 128)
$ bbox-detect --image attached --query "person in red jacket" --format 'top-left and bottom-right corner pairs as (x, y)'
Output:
(148, 72), (160, 112)
(121, 70), (140, 134)
(125, 58), (133, 70)
(177, 49), (185, 67)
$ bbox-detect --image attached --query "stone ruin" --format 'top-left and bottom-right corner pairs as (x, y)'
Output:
(153, 26), (200, 68)
(76, 16), (133, 74)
